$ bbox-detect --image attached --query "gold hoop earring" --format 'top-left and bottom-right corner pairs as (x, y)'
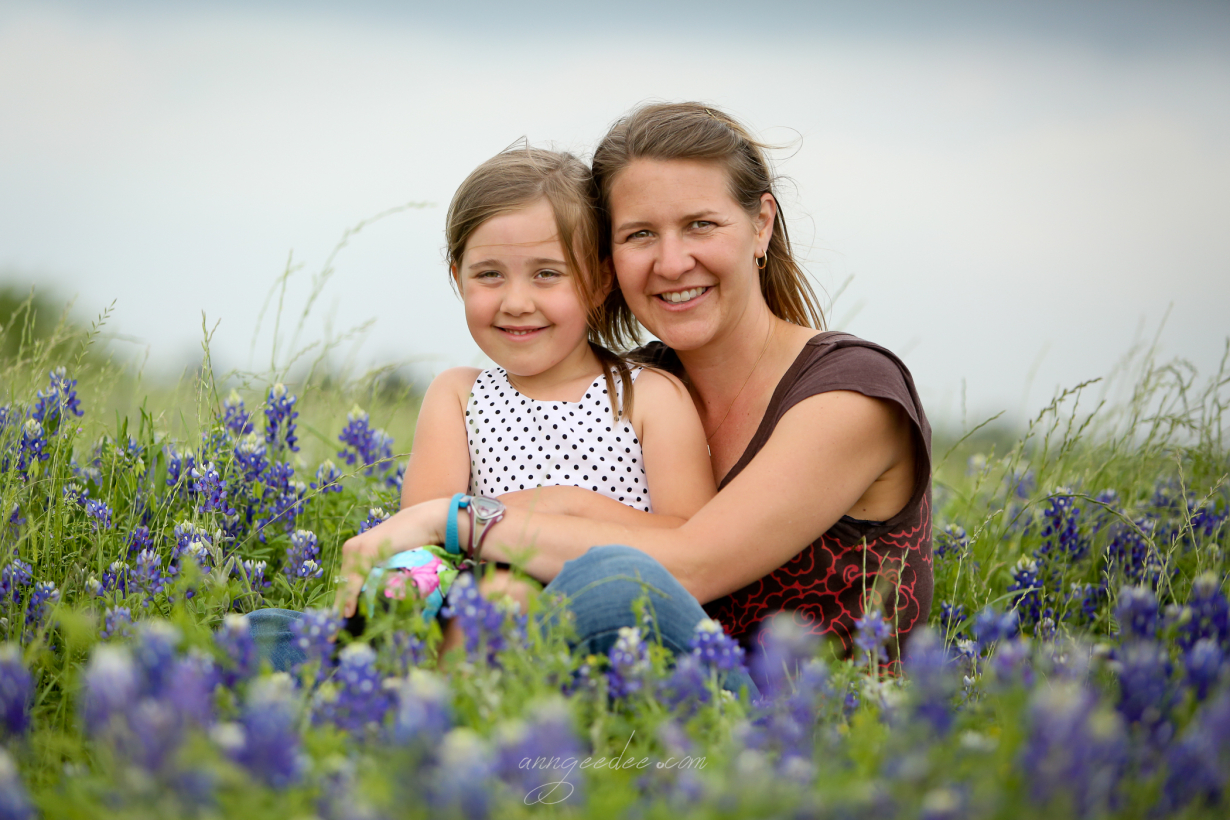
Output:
(755, 252), (768, 270)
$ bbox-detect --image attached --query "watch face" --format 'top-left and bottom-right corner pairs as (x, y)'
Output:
(471, 495), (505, 520)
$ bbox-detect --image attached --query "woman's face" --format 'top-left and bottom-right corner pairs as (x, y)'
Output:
(608, 159), (774, 352)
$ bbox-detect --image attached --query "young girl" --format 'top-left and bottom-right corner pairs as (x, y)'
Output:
(361, 146), (716, 622)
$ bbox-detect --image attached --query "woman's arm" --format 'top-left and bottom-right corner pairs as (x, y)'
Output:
(339, 389), (914, 616)
(399, 367), (479, 509)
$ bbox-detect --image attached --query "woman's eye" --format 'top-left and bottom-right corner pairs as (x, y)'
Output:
(626, 229), (652, 241)
(689, 220), (714, 230)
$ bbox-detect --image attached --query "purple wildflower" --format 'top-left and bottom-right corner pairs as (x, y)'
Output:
(221, 390), (254, 437)
(1007, 557), (1044, 627)
(1160, 691), (1230, 811)
(99, 606), (133, 641)
(230, 674), (304, 789)
(938, 602), (966, 638)
(312, 459), (344, 494)
(607, 626), (652, 698)
(971, 606), (1019, 652)
(494, 698), (585, 803)
(0, 749), (34, 820)
(80, 645), (140, 736)
(191, 461), (236, 517)
(132, 620), (181, 699)
(1177, 572), (1230, 652)
(101, 561), (130, 597)
(125, 525), (152, 558)
(85, 498), (113, 531)
(264, 383), (299, 453)
(357, 507), (391, 535)
(0, 644), (32, 737)
(214, 614), (258, 689)
(933, 524), (969, 560)
(62, 482), (88, 507)
(290, 608), (342, 684)
(165, 650), (219, 727)
(1184, 638), (1224, 702)
(903, 628), (959, 734)
(284, 529), (323, 581)
(1115, 585), (1160, 642)
(172, 522), (219, 569)
(659, 654), (712, 716)
(24, 581), (59, 630)
(315, 643), (394, 733)
(428, 729), (494, 819)
(31, 366), (83, 430)
(389, 670), (452, 750)
(853, 608), (893, 666)
(164, 445), (195, 489)
(17, 419), (49, 473)
(338, 406), (395, 477)
(233, 433), (268, 483)
(749, 615), (820, 700)
(0, 561), (33, 605)
(441, 573), (517, 664)
(689, 617), (747, 674)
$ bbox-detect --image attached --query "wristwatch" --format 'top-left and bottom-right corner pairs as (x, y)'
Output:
(444, 493), (506, 565)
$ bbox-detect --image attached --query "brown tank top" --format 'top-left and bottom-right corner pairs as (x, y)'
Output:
(633, 332), (933, 659)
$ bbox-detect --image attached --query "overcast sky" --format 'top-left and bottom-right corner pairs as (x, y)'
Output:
(2, 0), (1228, 427)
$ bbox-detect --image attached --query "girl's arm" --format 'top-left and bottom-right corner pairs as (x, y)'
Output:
(399, 367), (479, 509)
(339, 389), (914, 617)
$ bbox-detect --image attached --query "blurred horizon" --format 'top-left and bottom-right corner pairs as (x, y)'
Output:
(3, 0), (1228, 428)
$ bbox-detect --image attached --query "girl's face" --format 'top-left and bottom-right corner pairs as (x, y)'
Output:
(454, 199), (594, 381)
(608, 159), (774, 353)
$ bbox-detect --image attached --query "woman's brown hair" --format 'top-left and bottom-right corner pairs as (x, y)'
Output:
(591, 102), (826, 336)
(446, 143), (637, 419)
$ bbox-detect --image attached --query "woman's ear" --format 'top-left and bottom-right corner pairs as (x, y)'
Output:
(755, 193), (777, 249)
(599, 259), (616, 297)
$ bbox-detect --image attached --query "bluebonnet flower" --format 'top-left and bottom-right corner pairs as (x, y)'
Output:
(85, 498), (112, 531)
(357, 507), (391, 535)
(122, 698), (182, 775)
(988, 636), (1035, 688)
(284, 529), (323, 581)
(607, 626), (652, 698)
(31, 366), (83, 431)
(0, 644), (32, 737)
(903, 628), (959, 734)
(261, 477), (308, 535)
(689, 617), (747, 674)
(971, 606), (1019, 652)
(165, 649), (219, 727)
(173, 521), (219, 568)
(215, 614), (258, 689)
(17, 419), (49, 473)
(290, 608), (342, 683)
(387, 462), (406, 491)
(99, 606), (133, 641)
(745, 659), (833, 762)
(233, 433), (268, 483)
(132, 620), (181, 699)
(264, 383), (299, 453)
(0, 749), (34, 820)
(1177, 572), (1230, 652)
(0, 560), (33, 605)
(1184, 638), (1224, 701)
(1105, 516), (1163, 588)
(125, 525), (152, 558)
(428, 729), (494, 819)
(164, 445), (196, 489)
(1160, 691), (1230, 812)
(101, 561), (130, 597)
(313, 459), (344, 493)
(389, 670), (452, 750)
(338, 406), (395, 477)
(853, 608), (893, 666)
(1018, 682), (1126, 817)
(933, 525), (969, 560)
(938, 602), (967, 639)
(379, 630), (428, 677)
(62, 482), (88, 507)
(1069, 581), (1107, 625)
(494, 698), (585, 803)
(230, 674), (304, 789)
(1115, 640), (1175, 740)
(1007, 557), (1043, 627)
(749, 615), (820, 700)
(441, 573), (518, 664)
(1115, 585), (1160, 641)
(80, 645), (140, 735)
(221, 390), (254, 436)
(234, 559), (270, 592)
(24, 581), (59, 629)
(1006, 466), (1036, 500)
(659, 654), (712, 716)
(315, 643), (394, 733)
(191, 461), (235, 517)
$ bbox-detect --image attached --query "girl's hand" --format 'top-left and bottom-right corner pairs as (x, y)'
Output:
(334, 497), (453, 617)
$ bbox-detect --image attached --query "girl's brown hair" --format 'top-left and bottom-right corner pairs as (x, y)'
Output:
(591, 102), (826, 335)
(446, 143), (637, 419)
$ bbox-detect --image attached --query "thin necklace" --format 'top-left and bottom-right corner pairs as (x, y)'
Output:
(705, 321), (775, 452)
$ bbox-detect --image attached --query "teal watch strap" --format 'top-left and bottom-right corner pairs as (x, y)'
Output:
(445, 493), (470, 555)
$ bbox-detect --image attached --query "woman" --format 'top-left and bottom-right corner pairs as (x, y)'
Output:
(327, 103), (933, 689)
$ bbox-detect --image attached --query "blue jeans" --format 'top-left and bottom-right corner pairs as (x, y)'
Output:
(248, 544), (759, 700)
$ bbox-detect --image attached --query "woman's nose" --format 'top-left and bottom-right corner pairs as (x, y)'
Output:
(653, 233), (693, 280)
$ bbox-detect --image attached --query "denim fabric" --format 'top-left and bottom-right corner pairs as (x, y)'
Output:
(246, 544), (759, 700)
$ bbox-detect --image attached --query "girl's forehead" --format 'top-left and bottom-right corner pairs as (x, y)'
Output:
(464, 200), (563, 259)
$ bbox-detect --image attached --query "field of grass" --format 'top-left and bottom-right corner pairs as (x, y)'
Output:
(0, 297), (1227, 819)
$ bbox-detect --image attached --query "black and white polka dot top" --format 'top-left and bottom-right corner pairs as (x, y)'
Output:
(465, 366), (652, 512)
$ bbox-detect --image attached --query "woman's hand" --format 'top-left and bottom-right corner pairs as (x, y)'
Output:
(334, 497), (454, 617)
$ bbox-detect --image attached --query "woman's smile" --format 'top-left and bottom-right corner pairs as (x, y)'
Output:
(657, 286), (711, 305)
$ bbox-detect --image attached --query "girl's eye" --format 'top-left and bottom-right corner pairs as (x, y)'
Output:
(536, 269), (564, 280)
(475, 270), (501, 280)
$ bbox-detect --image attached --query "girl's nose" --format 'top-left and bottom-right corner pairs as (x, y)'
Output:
(500, 278), (535, 315)
(653, 232), (693, 280)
